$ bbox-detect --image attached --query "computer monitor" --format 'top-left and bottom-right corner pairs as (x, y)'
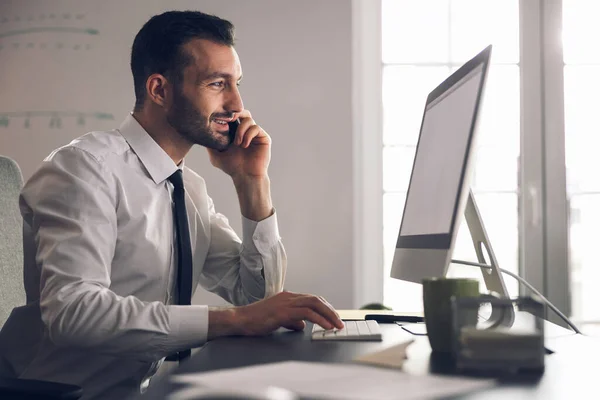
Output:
(390, 45), (509, 298)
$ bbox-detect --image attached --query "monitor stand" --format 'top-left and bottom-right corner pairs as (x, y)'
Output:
(453, 190), (515, 326)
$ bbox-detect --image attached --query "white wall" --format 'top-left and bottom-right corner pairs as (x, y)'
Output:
(0, 0), (356, 307)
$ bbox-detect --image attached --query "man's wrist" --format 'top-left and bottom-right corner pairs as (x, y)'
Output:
(231, 173), (268, 187)
(232, 175), (273, 221)
(207, 307), (246, 340)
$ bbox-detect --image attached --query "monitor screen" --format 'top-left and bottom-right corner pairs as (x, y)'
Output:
(399, 65), (485, 238)
(391, 45), (491, 285)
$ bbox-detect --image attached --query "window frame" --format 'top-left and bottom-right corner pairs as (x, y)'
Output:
(352, 0), (384, 307)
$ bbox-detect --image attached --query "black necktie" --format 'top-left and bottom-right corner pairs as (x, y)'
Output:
(168, 169), (193, 361)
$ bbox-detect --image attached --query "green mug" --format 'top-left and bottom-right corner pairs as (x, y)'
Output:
(422, 277), (480, 353)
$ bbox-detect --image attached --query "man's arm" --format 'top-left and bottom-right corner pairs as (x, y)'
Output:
(207, 292), (344, 340)
(233, 175), (272, 222)
(201, 109), (283, 304)
(207, 109), (274, 222)
(203, 110), (344, 336)
(197, 192), (285, 304)
(22, 147), (207, 361)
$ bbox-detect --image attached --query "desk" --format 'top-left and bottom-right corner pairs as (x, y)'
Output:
(142, 321), (600, 399)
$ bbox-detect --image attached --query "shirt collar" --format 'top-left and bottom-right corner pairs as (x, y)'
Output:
(118, 114), (183, 185)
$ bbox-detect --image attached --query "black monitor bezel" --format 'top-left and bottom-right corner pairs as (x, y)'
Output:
(395, 45), (492, 250)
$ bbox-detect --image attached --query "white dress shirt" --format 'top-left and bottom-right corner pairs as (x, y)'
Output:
(0, 114), (286, 399)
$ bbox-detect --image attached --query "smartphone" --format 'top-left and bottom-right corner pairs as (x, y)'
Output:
(228, 119), (240, 145)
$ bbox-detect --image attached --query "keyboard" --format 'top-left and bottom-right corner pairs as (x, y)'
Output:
(311, 320), (382, 341)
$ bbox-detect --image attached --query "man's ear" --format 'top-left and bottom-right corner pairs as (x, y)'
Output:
(146, 74), (171, 108)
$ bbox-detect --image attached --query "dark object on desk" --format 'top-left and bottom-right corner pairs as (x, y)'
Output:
(359, 302), (392, 310)
(365, 314), (425, 323)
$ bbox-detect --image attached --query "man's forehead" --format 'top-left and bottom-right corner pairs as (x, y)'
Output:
(182, 38), (241, 79)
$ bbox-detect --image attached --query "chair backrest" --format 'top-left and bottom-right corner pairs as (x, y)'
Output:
(0, 156), (25, 327)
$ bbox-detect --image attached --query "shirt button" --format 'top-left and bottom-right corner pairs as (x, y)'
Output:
(253, 235), (260, 241)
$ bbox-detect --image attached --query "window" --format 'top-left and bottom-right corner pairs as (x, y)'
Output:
(381, 0), (520, 311)
(563, 0), (600, 332)
(354, 0), (595, 332)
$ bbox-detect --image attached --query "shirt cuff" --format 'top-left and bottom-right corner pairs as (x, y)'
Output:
(168, 305), (209, 351)
(242, 209), (281, 254)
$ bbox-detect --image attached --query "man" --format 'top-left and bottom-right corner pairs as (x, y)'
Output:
(0, 10), (343, 399)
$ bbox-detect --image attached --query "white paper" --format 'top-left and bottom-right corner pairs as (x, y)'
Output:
(170, 361), (494, 400)
(353, 339), (414, 369)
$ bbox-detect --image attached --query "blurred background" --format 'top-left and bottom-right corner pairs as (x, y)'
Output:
(0, 0), (598, 334)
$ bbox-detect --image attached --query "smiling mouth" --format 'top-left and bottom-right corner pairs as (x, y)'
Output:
(212, 119), (229, 126)
(211, 115), (235, 126)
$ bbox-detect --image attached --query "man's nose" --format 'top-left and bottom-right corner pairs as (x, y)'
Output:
(225, 85), (244, 114)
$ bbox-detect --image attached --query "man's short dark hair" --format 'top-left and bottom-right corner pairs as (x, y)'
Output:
(131, 10), (235, 111)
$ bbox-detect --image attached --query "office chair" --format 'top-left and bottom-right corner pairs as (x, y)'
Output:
(0, 155), (82, 400)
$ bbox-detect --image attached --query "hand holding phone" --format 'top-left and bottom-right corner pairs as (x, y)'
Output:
(209, 111), (271, 184)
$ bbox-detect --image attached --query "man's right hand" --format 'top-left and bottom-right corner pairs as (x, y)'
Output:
(207, 291), (344, 340)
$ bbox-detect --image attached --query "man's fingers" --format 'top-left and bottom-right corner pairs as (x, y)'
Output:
(241, 125), (262, 148)
(302, 296), (344, 330)
(283, 320), (306, 331)
(295, 296), (344, 329)
(234, 118), (255, 146)
(291, 308), (334, 330)
(236, 109), (253, 120)
(318, 296), (341, 320)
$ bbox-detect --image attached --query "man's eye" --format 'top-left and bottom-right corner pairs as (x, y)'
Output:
(210, 81), (224, 88)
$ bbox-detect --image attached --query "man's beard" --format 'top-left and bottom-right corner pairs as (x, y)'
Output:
(166, 86), (231, 151)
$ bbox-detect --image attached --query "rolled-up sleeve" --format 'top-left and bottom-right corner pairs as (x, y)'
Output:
(198, 198), (287, 306)
(20, 147), (207, 362)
